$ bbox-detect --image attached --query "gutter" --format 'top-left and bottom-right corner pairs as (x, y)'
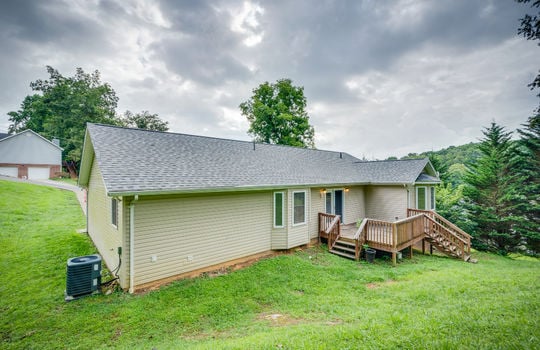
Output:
(129, 195), (139, 294)
(106, 182), (419, 198)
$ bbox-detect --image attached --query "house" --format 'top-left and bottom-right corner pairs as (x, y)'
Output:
(79, 123), (449, 293)
(0, 129), (62, 179)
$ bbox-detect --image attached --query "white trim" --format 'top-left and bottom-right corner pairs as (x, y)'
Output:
(430, 187), (436, 210)
(416, 186), (427, 210)
(292, 190), (307, 226)
(273, 191), (285, 228)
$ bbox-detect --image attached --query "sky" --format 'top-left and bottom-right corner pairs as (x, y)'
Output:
(0, 0), (538, 159)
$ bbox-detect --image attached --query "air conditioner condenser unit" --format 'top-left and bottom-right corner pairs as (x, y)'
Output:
(65, 254), (101, 301)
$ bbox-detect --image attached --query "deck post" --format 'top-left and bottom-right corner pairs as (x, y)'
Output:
(422, 239), (425, 255)
(430, 243), (433, 255)
(392, 223), (398, 266)
(409, 246), (413, 259)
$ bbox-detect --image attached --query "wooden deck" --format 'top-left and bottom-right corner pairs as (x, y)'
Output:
(318, 210), (472, 265)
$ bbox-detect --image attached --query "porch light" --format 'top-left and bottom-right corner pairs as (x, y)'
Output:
(320, 188), (327, 198)
(344, 187), (350, 193)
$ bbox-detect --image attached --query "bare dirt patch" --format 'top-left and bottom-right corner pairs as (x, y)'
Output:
(366, 280), (397, 289)
(258, 313), (305, 327)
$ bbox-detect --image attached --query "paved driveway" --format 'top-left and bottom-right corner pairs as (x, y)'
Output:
(0, 175), (87, 215)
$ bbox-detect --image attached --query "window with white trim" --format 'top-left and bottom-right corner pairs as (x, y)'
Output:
(111, 198), (118, 227)
(292, 191), (306, 225)
(430, 187), (436, 210)
(273, 192), (284, 228)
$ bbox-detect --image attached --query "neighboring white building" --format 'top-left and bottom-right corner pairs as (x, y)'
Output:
(0, 129), (62, 179)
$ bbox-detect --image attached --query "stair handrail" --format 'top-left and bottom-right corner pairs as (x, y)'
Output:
(424, 215), (469, 260)
(424, 216), (468, 245)
(325, 215), (341, 250)
(353, 219), (368, 260)
(408, 208), (471, 244)
(353, 219), (368, 240)
(431, 211), (471, 241)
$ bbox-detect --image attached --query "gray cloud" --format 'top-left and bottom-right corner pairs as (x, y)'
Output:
(0, 0), (537, 159)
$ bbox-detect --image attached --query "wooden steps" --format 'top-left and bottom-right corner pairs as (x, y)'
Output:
(424, 229), (473, 262)
(329, 239), (356, 260)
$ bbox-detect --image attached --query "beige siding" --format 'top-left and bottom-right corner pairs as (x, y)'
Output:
(365, 185), (408, 221)
(287, 189), (310, 248)
(408, 185), (415, 209)
(132, 191), (272, 286)
(309, 188), (325, 239)
(87, 160), (127, 287)
(343, 186), (366, 224)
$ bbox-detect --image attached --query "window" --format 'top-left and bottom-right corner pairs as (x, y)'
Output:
(273, 192), (284, 228)
(293, 191), (306, 225)
(416, 187), (426, 210)
(111, 198), (118, 227)
(430, 187), (436, 210)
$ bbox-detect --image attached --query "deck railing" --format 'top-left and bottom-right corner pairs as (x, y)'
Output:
(319, 209), (472, 264)
(318, 213), (341, 249)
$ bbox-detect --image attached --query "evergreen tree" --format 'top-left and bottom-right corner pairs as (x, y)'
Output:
(463, 122), (516, 253)
(436, 182), (476, 235)
(508, 115), (540, 254)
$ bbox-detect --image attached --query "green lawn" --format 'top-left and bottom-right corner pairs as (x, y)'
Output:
(1, 180), (539, 349)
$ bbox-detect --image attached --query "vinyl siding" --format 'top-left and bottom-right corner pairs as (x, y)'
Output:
(365, 185), (408, 222)
(87, 160), (126, 287)
(343, 186), (366, 224)
(309, 188), (325, 239)
(287, 189), (310, 248)
(0, 131), (61, 165)
(132, 191), (272, 286)
(408, 185), (415, 209)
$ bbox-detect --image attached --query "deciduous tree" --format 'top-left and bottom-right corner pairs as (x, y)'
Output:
(8, 66), (119, 165)
(239, 79), (315, 148)
(121, 110), (169, 131)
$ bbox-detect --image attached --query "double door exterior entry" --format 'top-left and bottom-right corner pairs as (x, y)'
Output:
(325, 189), (344, 223)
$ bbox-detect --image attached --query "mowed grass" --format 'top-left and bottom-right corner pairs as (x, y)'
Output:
(1, 180), (539, 349)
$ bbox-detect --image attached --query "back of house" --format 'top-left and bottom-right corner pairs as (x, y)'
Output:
(78, 123), (439, 292)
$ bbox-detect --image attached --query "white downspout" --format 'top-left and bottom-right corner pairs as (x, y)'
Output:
(129, 195), (139, 294)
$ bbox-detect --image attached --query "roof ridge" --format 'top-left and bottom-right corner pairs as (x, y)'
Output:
(353, 158), (428, 164)
(88, 123), (353, 157)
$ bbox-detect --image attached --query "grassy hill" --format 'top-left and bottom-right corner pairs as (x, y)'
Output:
(1, 180), (538, 349)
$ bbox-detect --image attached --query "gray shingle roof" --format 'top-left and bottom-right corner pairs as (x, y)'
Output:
(82, 123), (438, 195)
(415, 173), (440, 183)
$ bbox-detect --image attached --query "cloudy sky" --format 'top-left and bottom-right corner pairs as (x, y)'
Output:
(0, 0), (538, 159)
